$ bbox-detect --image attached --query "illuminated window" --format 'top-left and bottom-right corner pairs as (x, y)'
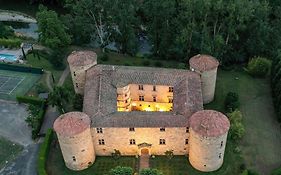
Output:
(139, 96), (144, 101)
(186, 127), (189, 133)
(96, 128), (103, 133)
(159, 139), (165, 145)
(129, 139), (136, 145)
(153, 96), (157, 102)
(153, 85), (156, 91)
(160, 127), (165, 132)
(168, 98), (173, 103)
(129, 128), (135, 132)
(139, 85), (144, 90)
(98, 139), (105, 145)
(169, 87), (173, 92)
(185, 139), (189, 144)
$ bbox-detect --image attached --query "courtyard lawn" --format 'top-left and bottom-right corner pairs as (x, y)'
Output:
(205, 68), (281, 174)
(151, 140), (242, 175)
(0, 137), (23, 169)
(47, 137), (137, 175)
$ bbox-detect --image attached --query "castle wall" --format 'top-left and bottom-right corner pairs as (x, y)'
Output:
(57, 127), (96, 171)
(69, 62), (97, 94)
(188, 128), (228, 172)
(190, 67), (217, 104)
(91, 127), (189, 156)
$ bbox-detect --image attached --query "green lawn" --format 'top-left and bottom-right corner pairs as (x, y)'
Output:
(47, 137), (137, 175)
(151, 140), (242, 175)
(0, 137), (23, 169)
(206, 68), (281, 174)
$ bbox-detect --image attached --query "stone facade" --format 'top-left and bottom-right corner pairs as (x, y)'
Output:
(56, 128), (96, 171)
(188, 128), (228, 172)
(91, 127), (189, 156)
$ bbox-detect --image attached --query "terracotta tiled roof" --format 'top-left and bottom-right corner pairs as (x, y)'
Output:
(67, 50), (97, 67)
(189, 110), (230, 137)
(83, 65), (203, 127)
(189, 54), (219, 72)
(54, 112), (91, 136)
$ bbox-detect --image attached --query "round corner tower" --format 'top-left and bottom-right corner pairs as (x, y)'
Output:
(67, 50), (97, 94)
(54, 112), (95, 171)
(189, 54), (219, 104)
(188, 110), (230, 172)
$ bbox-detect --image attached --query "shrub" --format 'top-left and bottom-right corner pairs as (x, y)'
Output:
(247, 57), (271, 77)
(37, 129), (53, 175)
(142, 60), (150, 66)
(177, 63), (186, 69)
(224, 92), (239, 112)
(227, 110), (245, 141)
(140, 168), (163, 175)
(124, 62), (131, 66)
(109, 166), (133, 175)
(272, 167), (281, 175)
(154, 61), (163, 67)
(111, 149), (121, 160)
(164, 150), (174, 159)
(100, 53), (109, 62)
(0, 38), (21, 48)
(48, 49), (65, 70)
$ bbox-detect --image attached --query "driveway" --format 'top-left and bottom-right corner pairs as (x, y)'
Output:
(0, 100), (39, 175)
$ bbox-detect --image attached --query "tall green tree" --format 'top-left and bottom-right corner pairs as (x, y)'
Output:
(48, 86), (70, 113)
(109, 0), (139, 55)
(36, 5), (71, 49)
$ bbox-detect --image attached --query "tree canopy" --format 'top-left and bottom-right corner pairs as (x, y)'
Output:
(36, 5), (71, 49)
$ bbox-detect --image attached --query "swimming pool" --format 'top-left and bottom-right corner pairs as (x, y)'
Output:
(0, 53), (17, 62)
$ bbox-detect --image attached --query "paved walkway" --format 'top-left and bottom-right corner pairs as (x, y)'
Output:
(139, 154), (150, 170)
(39, 65), (70, 135)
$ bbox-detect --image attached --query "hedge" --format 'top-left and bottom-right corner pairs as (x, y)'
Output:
(0, 38), (21, 48)
(0, 63), (44, 74)
(17, 96), (47, 139)
(16, 96), (45, 106)
(37, 129), (53, 175)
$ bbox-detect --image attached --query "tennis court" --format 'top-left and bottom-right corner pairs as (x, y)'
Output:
(0, 75), (25, 94)
(0, 69), (41, 100)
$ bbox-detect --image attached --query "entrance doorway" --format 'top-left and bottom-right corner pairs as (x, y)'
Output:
(141, 148), (149, 155)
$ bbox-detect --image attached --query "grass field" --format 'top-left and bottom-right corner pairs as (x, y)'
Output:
(151, 140), (242, 175)
(206, 68), (281, 174)
(0, 69), (40, 100)
(0, 136), (23, 169)
(47, 139), (137, 175)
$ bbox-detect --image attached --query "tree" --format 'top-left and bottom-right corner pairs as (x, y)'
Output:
(0, 22), (14, 38)
(36, 5), (71, 49)
(73, 94), (83, 111)
(140, 168), (163, 175)
(109, 0), (139, 55)
(109, 166), (133, 175)
(48, 86), (70, 113)
(64, 0), (112, 49)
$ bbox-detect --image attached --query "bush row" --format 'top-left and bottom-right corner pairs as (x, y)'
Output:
(271, 51), (281, 122)
(16, 96), (45, 106)
(37, 129), (53, 175)
(0, 63), (44, 74)
(17, 96), (47, 139)
(0, 38), (21, 48)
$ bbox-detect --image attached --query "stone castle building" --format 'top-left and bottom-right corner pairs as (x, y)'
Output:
(54, 51), (230, 172)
